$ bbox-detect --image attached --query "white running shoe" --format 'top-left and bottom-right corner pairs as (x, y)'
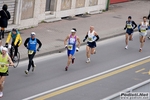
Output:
(25, 70), (29, 74)
(125, 46), (128, 49)
(86, 59), (90, 63)
(0, 92), (3, 98)
(14, 56), (18, 61)
(32, 65), (36, 72)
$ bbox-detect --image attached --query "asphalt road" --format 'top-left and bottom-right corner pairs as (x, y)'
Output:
(2, 32), (150, 100)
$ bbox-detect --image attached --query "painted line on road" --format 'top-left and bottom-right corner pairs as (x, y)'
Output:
(135, 68), (145, 73)
(22, 56), (150, 100)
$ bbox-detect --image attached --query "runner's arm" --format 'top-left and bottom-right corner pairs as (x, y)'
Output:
(64, 35), (69, 46)
(7, 55), (14, 66)
(76, 36), (80, 48)
(132, 21), (137, 29)
(94, 32), (100, 41)
(83, 32), (88, 42)
(138, 23), (142, 32)
(36, 39), (42, 49)
(24, 38), (30, 48)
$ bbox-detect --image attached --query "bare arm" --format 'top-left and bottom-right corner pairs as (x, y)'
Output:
(7, 55), (14, 66)
(76, 36), (80, 48)
(64, 35), (69, 46)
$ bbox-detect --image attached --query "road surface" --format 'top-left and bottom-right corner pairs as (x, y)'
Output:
(2, 32), (150, 100)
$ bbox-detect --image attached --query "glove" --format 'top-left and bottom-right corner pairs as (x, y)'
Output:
(124, 27), (126, 30)
(37, 48), (40, 51)
(83, 39), (86, 42)
(146, 28), (148, 30)
(65, 45), (68, 48)
(76, 47), (79, 52)
(5, 43), (8, 48)
(139, 30), (141, 32)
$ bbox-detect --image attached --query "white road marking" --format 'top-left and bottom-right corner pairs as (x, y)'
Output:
(22, 55), (150, 100)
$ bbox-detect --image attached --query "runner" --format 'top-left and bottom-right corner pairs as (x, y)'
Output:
(64, 28), (80, 71)
(147, 13), (150, 39)
(0, 47), (14, 97)
(138, 16), (149, 52)
(124, 16), (137, 49)
(24, 32), (42, 74)
(83, 26), (99, 63)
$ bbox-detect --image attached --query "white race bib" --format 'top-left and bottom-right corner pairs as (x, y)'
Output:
(28, 50), (34, 55)
(67, 45), (73, 50)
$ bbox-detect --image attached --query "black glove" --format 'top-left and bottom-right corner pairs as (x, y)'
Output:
(146, 28), (148, 30)
(124, 27), (126, 30)
(5, 43), (8, 48)
(139, 30), (141, 32)
(83, 39), (86, 42)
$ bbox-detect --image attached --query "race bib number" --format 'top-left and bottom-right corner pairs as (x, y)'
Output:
(28, 50), (34, 55)
(67, 45), (73, 50)
(0, 65), (4, 68)
(141, 29), (146, 33)
(127, 24), (132, 28)
(88, 38), (92, 42)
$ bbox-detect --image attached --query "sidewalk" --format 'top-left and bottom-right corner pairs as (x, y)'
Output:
(2, 0), (150, 60)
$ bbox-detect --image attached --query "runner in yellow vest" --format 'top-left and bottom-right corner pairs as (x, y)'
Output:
(0, 47), (14, 98)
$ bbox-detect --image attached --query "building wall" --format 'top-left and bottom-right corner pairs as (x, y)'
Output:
(10, 0), (107, 29)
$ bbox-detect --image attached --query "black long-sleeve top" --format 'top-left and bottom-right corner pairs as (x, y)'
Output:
(124, 21), (137, 30)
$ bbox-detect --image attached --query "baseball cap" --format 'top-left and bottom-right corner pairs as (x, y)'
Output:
(31, 32), (36, 35)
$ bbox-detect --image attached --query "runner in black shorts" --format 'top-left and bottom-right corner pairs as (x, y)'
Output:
(124, 16), (137, 49)
(83, 26), (99, 63)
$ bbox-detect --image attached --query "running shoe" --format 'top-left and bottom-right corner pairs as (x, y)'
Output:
(32, 65), (36, 72)
(0, 92), (3, 98)
(125, 46), (128, 49)
(65, 66), (68, 71)
(86, 59), (90, 63)
(25, 70), (29, 74)
(72, 57), (75, 64)
(139, 48), (142, 52)
(94, 50), (96, 54)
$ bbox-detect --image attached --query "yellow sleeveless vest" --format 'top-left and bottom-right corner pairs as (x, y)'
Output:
(0, 54), (9, 73)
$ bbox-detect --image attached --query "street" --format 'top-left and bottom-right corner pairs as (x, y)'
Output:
(2, 32), (150, 100)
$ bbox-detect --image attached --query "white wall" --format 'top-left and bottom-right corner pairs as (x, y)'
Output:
(13, 0), (107, 29)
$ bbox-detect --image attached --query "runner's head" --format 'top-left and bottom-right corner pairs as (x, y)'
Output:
(143, 16), (147, 22)
(90, 26), (94, 32)
(71, 28), (76, 35)
(128, 16), (132, 21)
(2, 47), (8, 54)
(31, 32), (36, 39)
(12, 28), (17, 34)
